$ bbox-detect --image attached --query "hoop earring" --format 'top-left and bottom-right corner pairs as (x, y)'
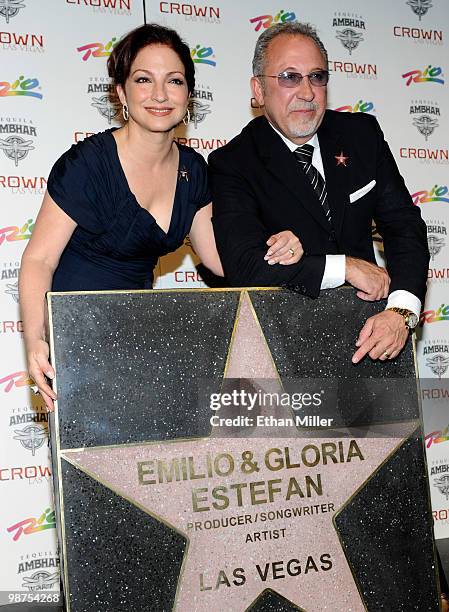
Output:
(182, 108), (190, 125)
(122, 104), (129, 121)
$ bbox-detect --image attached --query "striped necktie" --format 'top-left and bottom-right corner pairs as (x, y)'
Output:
(294, 144), (331, 223)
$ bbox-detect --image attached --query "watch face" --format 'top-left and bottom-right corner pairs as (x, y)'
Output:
(407, 312), (419, 329)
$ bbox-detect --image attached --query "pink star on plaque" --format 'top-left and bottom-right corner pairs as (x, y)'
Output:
(60, 292), (417, 611)
(335, 151), (349, 166)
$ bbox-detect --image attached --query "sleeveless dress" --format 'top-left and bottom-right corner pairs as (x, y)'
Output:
(47, 129), (210, 291)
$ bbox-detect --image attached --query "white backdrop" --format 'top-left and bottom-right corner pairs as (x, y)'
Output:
(0, 0), (448, 597)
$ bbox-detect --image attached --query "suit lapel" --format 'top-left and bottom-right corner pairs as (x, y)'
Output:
(251, 117), (332, 233)
(318, 113), (351, 240)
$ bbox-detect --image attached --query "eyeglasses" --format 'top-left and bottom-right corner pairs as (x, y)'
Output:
(256, 70), (329, 88)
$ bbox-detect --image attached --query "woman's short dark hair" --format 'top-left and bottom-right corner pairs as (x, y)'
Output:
(108, 23), (195, 94)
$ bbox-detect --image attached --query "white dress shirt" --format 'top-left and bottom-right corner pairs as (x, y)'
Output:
(270, 123), (421, 317)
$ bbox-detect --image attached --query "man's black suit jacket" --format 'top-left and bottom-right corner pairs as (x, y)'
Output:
(208, 111), (429, 302)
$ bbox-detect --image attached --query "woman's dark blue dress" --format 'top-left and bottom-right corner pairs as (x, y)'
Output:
(48, 129), (210, 291)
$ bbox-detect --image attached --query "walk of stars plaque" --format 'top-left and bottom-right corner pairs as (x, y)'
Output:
(47, 288), (440, 612)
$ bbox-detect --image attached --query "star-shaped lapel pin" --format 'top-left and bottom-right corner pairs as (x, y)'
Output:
(60, 292), (417, 611)
(335, 151), (349, 167)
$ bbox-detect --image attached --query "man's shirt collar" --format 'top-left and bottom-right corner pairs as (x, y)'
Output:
(268, 121), (320, 152)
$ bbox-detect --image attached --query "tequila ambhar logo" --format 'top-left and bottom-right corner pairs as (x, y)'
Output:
(423, 341), (449, 378)
(426, 354), (449, 377)
(91, 95), (121, 123)
(0, 135), (34, 166)
(0, 219), (34, 246)
(188, 100), (211, 128)
(0, 118), (36, 166)
(411, 185), (449, 205)
(188, 85), (213, 128)
(190, 45), (216, 66)
(0, 0), (25, 24)
(426, 220), (447, 260)
(430, 463), (449, 476)
(402, 65), (444, 86)
(18, 551), (60, 577)
(22, 570), (59, 591)
(410, 99), (440, 140)
(425, 425), (449, 448)
(249, 9), (296, 32)
(1, 260), (19, 297)
(335, 100), (374, 113)
(333, 13), (365, 55)
(412, 115), (438, 140)
(5, 280), (18, 302)
(0, 76), (42, 99)
(77, 37), (117, 61)
(407, 0), (432, 20)
(420, 303), (449, 326)
(7, 508), (55, 542)
(13, 424), (47, 456)
(434, 474), (449, 499)
(87, 77), (120, 124)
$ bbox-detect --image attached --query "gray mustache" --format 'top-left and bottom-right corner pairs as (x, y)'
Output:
(288, 103), (318, 112)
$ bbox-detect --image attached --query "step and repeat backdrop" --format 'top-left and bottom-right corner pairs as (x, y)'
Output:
(1, 0), (448, 597)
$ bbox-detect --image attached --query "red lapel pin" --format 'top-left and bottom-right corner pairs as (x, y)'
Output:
(335, 151), (349, 167)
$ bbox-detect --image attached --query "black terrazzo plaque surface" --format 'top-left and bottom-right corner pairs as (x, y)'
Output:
(249, 289), (419, 424)
(49, 291), (240, 449)
(62, 461), (186, 612)
(335, 433), (439, 611)
(248, 590), (302, 611)
(49, 289), (438, 612)
(248, 289), (415, 379)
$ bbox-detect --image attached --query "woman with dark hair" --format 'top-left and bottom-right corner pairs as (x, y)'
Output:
(19, 23), (303, 410)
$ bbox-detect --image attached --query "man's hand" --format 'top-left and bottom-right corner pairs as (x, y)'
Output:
(352, 310), (409, 364)
(346, 256), (390, 301)
(265, 231), (303, 265)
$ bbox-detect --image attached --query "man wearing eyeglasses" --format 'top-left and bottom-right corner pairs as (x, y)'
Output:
(209, 22), (429, 364)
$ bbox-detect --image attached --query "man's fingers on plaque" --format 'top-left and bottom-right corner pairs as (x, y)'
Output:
(368, 342), (386, 360)
(352, 337), (377, 364)
(355, 318), (374, 347)
(379, 348), (393, 361)
(356, 290), (376, 302)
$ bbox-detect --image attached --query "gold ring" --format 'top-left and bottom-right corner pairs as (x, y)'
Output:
(289, 248), (295, 257)
(383, 351), (390, 359)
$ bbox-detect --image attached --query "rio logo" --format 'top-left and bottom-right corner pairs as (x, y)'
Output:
(335, 100), (374, 113)
(0, 76), (42, 100)
(425, 425), (449, 448)
(0, 219), (34, 246)
(420, 304), (449, 326)
(250, 9), (296, 32)
(0, 371), (33, 393)
(190, 45), (216, 66)
(402, 65), (444, 86)
(77, 37), (117, 61)
(7, 508), (56, 542)
(412, 185), (449, 205)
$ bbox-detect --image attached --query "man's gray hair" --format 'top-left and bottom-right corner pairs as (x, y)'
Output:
(252, 22), (328, 76)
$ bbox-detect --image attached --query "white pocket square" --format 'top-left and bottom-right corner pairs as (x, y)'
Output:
(349, 180), (376, 203)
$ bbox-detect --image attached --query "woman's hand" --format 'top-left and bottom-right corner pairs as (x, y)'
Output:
(264, 230), (303, 265)
(27, 338), (56, 412)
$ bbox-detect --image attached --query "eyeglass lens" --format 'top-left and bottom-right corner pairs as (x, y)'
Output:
(278, 71), (329, 88)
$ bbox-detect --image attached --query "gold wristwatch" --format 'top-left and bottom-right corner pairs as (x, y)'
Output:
(386, 307), (419, 330)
